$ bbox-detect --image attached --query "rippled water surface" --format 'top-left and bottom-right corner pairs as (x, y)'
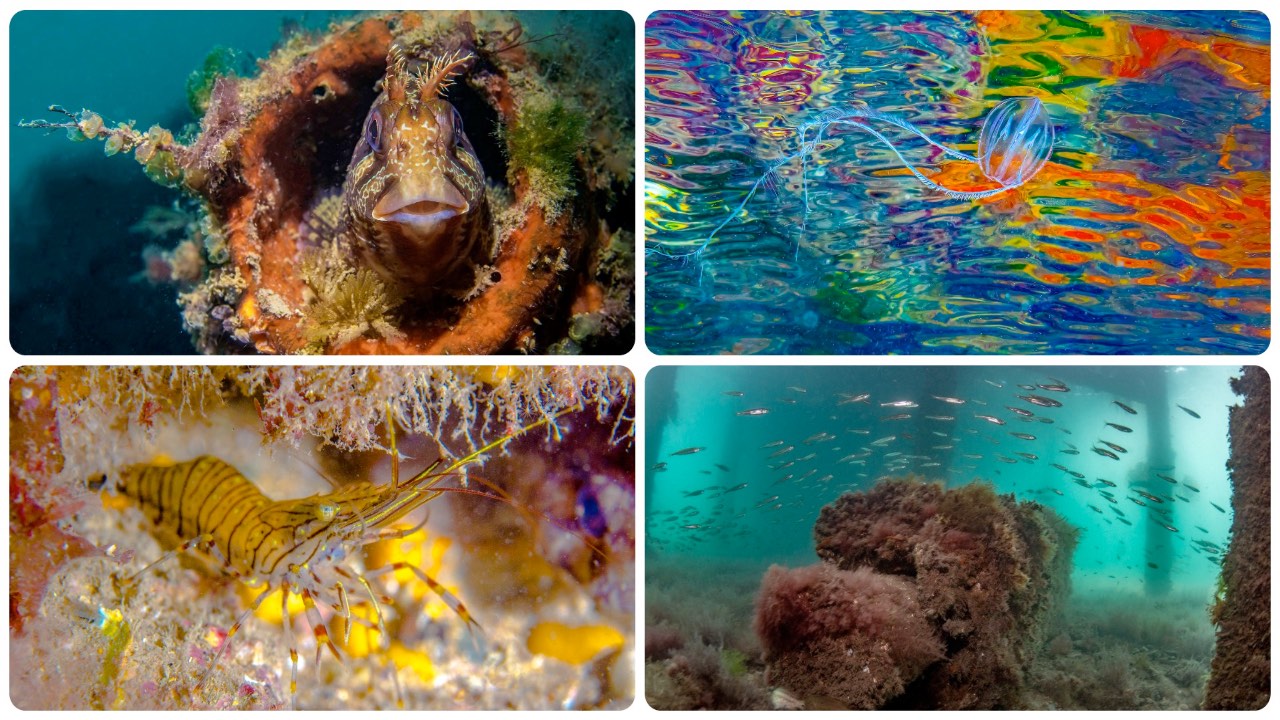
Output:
(645, 11), (1270, 354)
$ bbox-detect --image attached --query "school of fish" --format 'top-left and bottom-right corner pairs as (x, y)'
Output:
(651, 373), (1229, 583)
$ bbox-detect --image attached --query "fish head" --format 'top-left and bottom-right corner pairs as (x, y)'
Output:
(344, 43), (489, 295)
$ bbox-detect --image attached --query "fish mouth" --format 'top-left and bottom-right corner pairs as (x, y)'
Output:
(373, 181), (469, 228)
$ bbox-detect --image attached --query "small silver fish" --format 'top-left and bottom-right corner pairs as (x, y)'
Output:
(671, 446), (705, 456)
(1018, 394), (1062, 408)
(1092, 446), (1120, 460)
(880, 400), (918, 408)
(722, 390), (744, 397)
(737, 407), (771, 416)
(1010, 432), (1036, 441)
(1177, 404), (1201, 418)
(1113, 401), (1137, 415)
(1105, 422), (1133, 433)
(975, 414), (1006, 425)
(838, 392), (871, 405)
(932, 395), (965, 405)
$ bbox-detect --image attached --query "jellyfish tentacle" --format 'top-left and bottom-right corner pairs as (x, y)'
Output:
(824, 118), (1015, 200)
(702, 98), (1051, 247)
(845, 107), (979, 164)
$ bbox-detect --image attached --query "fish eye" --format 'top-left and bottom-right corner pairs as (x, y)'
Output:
(364, 111), (385, 155)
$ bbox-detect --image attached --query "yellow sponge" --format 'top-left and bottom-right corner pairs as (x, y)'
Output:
(526, 621), (624, 665)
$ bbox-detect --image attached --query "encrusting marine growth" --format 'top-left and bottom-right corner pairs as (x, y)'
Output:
(755, 477), (1078, 709)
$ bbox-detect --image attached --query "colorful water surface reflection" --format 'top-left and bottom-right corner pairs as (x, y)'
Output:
(645, 11), (1269, 354)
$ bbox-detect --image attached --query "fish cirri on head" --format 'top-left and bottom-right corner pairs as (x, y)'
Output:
(343, 38), (491, 298)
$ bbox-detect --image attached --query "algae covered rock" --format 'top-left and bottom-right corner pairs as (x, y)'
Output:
(757, 477), (1078, 709)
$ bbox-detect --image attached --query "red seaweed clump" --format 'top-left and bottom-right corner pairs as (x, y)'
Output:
(757, 477), (1077, 709)
(755, 563), (941, 709)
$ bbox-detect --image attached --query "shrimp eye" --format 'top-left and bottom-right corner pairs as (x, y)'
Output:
(315, 503), (338, 522)
(364, 111), (385, 155)
(86, 473), (108, 492)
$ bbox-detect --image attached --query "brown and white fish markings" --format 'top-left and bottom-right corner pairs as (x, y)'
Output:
(344, 39), (490, 297)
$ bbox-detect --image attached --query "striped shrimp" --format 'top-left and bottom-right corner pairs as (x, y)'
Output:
(87, 407), (572, 708)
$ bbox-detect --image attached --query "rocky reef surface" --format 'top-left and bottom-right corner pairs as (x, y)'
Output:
(755, 478), (1078, 709)
(1203, 366), (1270, 709)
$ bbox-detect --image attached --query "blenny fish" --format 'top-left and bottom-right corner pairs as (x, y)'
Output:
(343, 38), (491, 298)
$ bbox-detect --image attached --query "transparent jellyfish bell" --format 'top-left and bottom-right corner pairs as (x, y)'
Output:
(977, 97), (1055, 189)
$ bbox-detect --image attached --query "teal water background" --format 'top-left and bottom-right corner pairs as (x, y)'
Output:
(10, 11), (350, 353)
(647, 365), (1238, 595)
